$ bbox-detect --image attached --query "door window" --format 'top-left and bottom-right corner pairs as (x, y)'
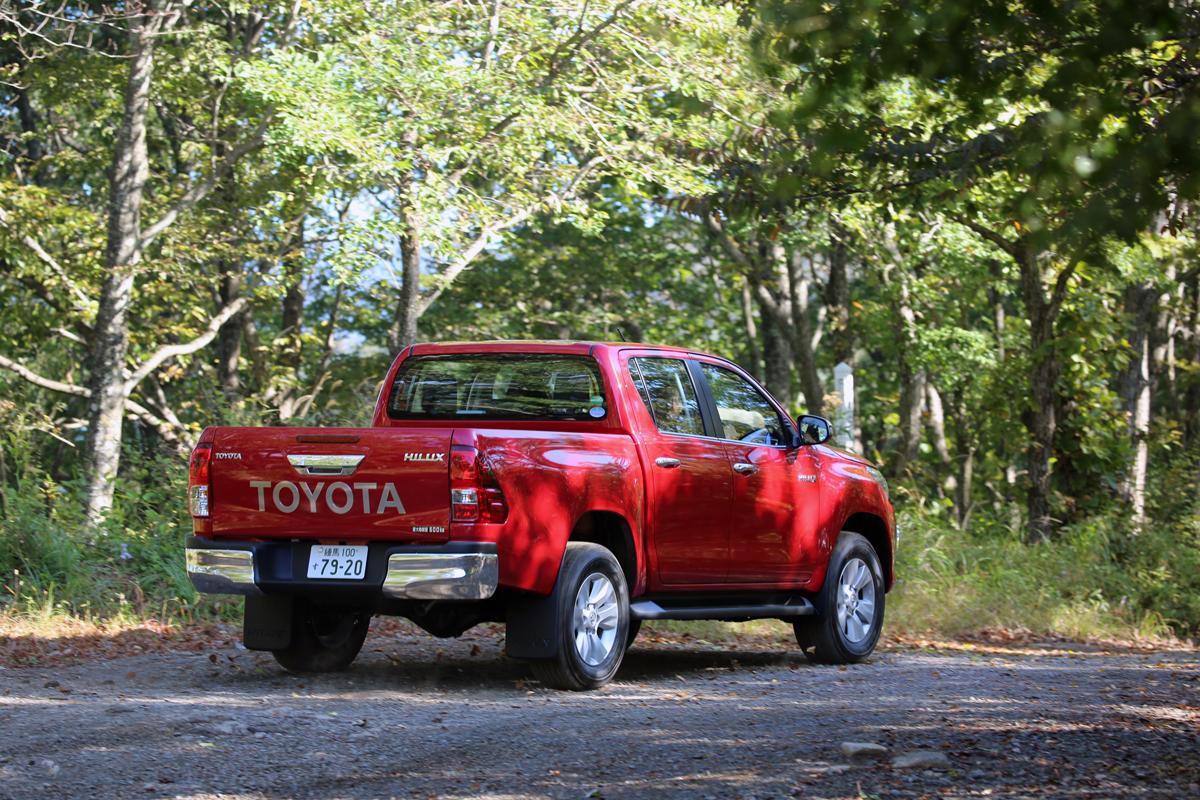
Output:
(629, 358), (706, 437)
(701, 364), (789, 446)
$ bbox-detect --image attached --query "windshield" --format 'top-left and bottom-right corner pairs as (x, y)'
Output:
(387, 354), (607, 421)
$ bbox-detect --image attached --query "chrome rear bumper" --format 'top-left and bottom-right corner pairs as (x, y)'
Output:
(381, 553), (498, 600)
(184, 541), (499, 601)
(186, 548), (258, 595)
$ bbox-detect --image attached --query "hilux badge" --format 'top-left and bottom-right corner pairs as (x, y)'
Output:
(404, 452), (445, 463)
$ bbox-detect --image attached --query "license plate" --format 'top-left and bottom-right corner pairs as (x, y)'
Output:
(306, 545), (368, 580)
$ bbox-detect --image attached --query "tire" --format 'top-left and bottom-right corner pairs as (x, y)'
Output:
(625, 618), (643, 651)
(271, 604), (371, 673)
(795, 532), (885, 664)
(529, 542), (630, 690)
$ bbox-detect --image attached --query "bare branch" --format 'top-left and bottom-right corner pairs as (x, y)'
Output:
(1047, 260), (1082, 322)
(482, 0), (502, 69)
(124, 396), (190, 454)
(702, 210), (758, 272)
(417, 156), (606, 317)
(444, 0), (639, 186)
(124, 297), (248, 392)
(417, 206), (534, 315)
(139, 120), (270, 250)
(0, 353), (89, 397)
(0, 353), (190, 452)
(950, 214), (1022, 259)
(0, 206), (92, 313)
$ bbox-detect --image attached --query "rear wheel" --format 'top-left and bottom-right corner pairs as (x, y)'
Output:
(529, 542), (630, 690)
(795, 532), (885, 664)
(271, 604), (370, 673)
(625, 618), (643, 650)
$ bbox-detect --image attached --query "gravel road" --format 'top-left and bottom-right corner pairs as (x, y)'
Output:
(0, 623), (1197, 800)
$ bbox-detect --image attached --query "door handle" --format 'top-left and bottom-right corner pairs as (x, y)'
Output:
(655, 457), (681, 469)
(733, 462), (757, 475)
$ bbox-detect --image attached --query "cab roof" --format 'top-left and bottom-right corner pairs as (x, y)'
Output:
(407, 340), (702, 357)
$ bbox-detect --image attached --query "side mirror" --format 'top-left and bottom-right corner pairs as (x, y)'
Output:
(796, 414), (832, 446)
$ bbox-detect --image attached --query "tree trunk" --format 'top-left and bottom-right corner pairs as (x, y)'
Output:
(753, 274), (794, 403)
(1152, 267), (1179, 417)
(948, 389), (975, 529)
(926, 382), (957, 498)
(897, 363), (925, 474)
(83, 4), (159, 524)
(388, 131), (422, 353)
(389, 219), (422, 352)
(893, 262), (923, 474)
(1121, 283), (1157, 532)
(1019, 248), (1060, 544)
(1186, 270), (1200, 447)
(216, 260), (243, 395)
(280, 230), (306, 373)
(786, 249), (824, 416)
(740, 280), (763, 382)
(825, 222), (853, 365)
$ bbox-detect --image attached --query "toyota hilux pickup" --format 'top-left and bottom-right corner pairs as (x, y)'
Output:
(186, 341), (895, 689)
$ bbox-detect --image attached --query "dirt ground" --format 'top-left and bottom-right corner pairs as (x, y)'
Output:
(0, 621), (1197, 800)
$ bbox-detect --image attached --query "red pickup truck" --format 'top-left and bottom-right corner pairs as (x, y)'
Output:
(186, 341), (895, 689)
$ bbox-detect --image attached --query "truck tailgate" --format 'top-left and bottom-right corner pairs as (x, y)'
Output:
(207, 427), (451, 542)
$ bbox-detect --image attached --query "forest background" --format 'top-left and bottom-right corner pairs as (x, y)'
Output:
(1, 0), (1198, 643)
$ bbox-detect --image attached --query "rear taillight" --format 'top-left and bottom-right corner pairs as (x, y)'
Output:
(449, 445), (508, 523)
(188, 443), (212, 517)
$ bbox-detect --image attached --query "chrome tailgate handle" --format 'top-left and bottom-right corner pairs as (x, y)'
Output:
(287, 454), (364, 476)
(732, 462), (757, 475)
(655, 457), (681, 469)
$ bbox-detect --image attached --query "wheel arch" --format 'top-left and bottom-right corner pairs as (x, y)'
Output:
(841, 512), (894, 590)
(568, 510), (640, 595)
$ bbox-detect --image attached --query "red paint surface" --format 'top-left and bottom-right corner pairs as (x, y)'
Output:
(194, 341), (895, 597)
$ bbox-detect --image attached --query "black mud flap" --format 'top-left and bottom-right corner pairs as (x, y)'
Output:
(243, 595), (294, 651)
(505, 586), (562, 659)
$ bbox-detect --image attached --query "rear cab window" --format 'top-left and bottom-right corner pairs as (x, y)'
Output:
(387, 354), (608, 421)
(628, 357), (706, 437)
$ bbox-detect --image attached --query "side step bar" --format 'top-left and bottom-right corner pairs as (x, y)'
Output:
(630, 597), (815, 621)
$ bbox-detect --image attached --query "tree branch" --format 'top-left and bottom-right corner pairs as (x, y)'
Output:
(1046, 260), (1082, 323)
(0, 206), (92, 313)
(950, 214), (1023, 259)
(417, 206), (534, 316)
(481, 0), (502, 69)
(702, 211), (754, 270)
(124, 396), (189, 452)
(138, 120), (270, 250)
(443, 0), (639, 187)
(0, 352), (90, 397)
(124, 296), (248, 392)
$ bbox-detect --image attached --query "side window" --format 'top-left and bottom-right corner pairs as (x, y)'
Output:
(629, 357), (706, 437)
(701, 364), (789, 446)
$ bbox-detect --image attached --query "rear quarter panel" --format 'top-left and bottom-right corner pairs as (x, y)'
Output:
(454, 429), (646, 596)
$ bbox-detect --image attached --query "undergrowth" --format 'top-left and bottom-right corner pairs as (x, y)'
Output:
(1, 451), (1197, 645)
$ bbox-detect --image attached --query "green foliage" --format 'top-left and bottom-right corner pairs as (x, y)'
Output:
(891, 495), (1200, 640)
(0, 447), (217, 622)
(0, 1), (1197, 641)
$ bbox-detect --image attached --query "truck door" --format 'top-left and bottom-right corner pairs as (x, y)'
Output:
(627, 355), (732, 586)
(697, 362), (820, 586)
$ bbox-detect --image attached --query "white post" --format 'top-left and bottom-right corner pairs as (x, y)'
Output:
(834, 361), (856, 451)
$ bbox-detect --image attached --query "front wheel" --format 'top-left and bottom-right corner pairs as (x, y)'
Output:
(271, 604), (371, 673)
(795, 532), (885, 664)
(529, 542), (630, 690)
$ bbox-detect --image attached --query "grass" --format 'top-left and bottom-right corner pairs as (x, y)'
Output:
(886, 507), (1200, 644)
